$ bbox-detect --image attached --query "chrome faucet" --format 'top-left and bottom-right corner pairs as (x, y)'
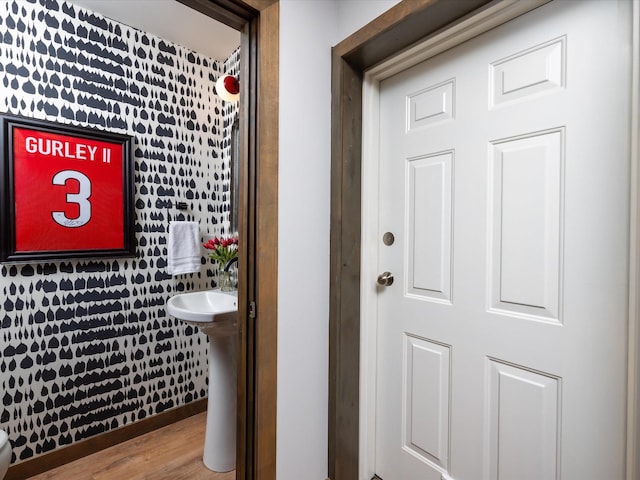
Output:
(223, 257), (238, 272)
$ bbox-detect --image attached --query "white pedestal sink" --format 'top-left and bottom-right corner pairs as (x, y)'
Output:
(167, 289), (238, 472)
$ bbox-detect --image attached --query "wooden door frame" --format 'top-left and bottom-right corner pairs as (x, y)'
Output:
(177, 1), (278, 479)
(329, 0), (640, 479)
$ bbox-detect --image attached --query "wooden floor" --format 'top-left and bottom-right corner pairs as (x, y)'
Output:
(27, 413), (235, 480)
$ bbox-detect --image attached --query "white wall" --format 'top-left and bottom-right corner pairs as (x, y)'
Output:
(277, 1), (400, 479)
(335, 0), (401, 41)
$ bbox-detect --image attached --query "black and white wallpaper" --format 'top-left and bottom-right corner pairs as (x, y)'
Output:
(0, 0), (239, 465)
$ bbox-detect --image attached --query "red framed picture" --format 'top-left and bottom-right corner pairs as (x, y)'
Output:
(0, 114), (135, 262)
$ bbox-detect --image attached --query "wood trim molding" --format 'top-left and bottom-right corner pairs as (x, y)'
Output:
(329, 52), (363, 480)
(251, 3), (278, 480)
(177, 0), (258, 29)
(334, 0), (494, 69)
(328, 1), (504, 479)
(5, 399), (207, 480)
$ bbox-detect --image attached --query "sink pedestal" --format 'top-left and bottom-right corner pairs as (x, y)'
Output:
(203, 332), (237, 472)
(166, 289), (239, 473)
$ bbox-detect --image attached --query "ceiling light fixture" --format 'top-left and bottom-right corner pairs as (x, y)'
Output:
(216, 74), (240, 102)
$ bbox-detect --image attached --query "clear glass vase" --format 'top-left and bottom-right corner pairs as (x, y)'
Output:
(218, 270), (234, 291)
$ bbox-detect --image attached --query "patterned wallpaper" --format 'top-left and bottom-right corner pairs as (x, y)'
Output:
(0, 0), (239, 464)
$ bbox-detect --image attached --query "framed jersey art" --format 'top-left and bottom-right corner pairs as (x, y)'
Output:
(0, 114), (135, 262)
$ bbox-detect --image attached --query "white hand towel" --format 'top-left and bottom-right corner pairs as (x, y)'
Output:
(167, 221), (201, 275)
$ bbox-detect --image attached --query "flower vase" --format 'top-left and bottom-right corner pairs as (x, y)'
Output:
(219, 270), (234, 292)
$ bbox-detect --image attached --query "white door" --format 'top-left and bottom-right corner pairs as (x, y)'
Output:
(374, 1), (633, 479)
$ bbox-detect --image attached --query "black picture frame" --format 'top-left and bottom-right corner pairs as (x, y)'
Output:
(0, 113), (136, 263)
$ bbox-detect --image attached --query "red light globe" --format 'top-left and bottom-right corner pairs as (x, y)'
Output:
(216, 75), (240, 102)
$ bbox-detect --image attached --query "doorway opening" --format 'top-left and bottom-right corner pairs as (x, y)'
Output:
(177, 1), (279, 479)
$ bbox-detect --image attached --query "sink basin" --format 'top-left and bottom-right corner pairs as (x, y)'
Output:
(167, 288), (239, 472)
(167, 289), (237, 336)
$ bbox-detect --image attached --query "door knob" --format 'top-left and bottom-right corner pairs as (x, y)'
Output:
(377, 271), (394, 286)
